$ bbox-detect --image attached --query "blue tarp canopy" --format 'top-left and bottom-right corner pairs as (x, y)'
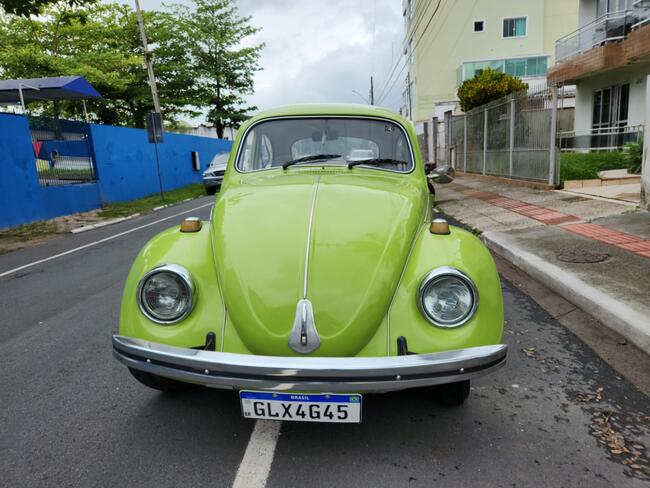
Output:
(0, 76), (101, 103)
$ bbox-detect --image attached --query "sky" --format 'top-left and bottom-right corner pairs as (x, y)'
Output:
(116, 0), (405, 121)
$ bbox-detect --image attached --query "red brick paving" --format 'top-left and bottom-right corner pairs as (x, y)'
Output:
(448, 182), (650, 260)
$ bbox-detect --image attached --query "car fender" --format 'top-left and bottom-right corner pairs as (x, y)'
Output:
(118, 223), (226, 349)
(388, 224), (504, 355)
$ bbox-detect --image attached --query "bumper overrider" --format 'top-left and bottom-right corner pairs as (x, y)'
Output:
(113, 335), (507, 393)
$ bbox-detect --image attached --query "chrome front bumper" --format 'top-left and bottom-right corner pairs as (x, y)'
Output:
(112, 335), (507, 393)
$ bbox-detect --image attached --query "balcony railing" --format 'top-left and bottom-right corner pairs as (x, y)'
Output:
(558, 125), (644, 152)
(555, 4), (650, 62)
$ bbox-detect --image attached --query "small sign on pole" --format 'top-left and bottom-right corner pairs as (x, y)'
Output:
(146, 111), (164, 144)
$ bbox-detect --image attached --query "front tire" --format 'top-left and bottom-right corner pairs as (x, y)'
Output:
(128, 367), (193, 392)
(435, 380), (470, 406)
(205, 186), (217, 195)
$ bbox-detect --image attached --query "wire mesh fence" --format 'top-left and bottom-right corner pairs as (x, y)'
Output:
(448, 86), (559, 184)
(28, 115), (96, 186)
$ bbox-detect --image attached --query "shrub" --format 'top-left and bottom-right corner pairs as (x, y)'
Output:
(457, 68), (528, 112)
(560, 151), (628, 181)
(623, 140), (643, 174)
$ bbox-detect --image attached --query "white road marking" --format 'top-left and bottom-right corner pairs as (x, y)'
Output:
(0, 202), (213, 278)
(232, 420), (282, 488)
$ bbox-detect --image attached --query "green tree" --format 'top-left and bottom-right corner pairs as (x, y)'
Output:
(176, 0), (263, 138)
(0, 0), (95, 17)
(457, 68), (528, 112)
(0, 2), (200, 127)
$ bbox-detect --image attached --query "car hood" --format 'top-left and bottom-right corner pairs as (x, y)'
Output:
(212, 170), (425, 356)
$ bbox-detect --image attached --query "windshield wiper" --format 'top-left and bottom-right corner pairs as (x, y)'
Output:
(281, 154), (341, 170)
(347, 158), (409, 169)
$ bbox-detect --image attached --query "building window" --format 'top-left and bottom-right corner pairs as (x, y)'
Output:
(457, 56), (548, 85)
(592, 83), (630, 130)
(473, 20), (485, 32)
(503, 17), (527, 37)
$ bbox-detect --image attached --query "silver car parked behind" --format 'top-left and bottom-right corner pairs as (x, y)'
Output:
(203, 152), (229, 195)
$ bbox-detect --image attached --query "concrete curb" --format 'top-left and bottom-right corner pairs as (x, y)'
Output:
(70, 213), (141, 234)
(70, 197), (205, 234)
(483, 230), (650, 355)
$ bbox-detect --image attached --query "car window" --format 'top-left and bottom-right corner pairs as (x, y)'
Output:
(236, 117), (413, 173)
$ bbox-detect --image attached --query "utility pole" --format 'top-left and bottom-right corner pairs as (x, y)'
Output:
(134, 0), (161, 114)
(134, 0), (164, 201)
(369, 76), (374, 105)
(407, 72), (412, 120)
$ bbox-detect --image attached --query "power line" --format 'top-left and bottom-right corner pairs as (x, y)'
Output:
(378, 0), (447, 105)
(375, 0), (435, 102)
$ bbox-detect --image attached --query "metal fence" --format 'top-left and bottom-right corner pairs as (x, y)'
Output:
(29, 116), (97, 186)
(448, 86), (560, 184)
(558, 125), (644, 151)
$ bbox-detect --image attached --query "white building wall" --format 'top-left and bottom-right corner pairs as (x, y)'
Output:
(573, 64), (649, 133)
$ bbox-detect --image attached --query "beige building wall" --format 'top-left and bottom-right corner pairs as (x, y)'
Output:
(403, 0), (579, 122)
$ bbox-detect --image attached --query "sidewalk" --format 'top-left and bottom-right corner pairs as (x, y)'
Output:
(437, 175), (650, 355)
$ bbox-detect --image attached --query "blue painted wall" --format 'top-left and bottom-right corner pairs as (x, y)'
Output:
(0, 114), (233, 229)
(0, 114), (101, 229)
(90, 124), (232, 203)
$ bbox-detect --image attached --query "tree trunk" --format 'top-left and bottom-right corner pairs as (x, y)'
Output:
(216, 119), (224, 139)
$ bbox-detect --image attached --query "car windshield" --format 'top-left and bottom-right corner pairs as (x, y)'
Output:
(236, 117), (413, 173)
(209, 152), (229, 168)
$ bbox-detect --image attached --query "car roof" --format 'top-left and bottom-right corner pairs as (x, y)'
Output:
(246, 103), (410, 126)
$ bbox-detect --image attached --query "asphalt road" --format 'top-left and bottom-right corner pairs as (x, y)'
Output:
(1, 197), (648, 488)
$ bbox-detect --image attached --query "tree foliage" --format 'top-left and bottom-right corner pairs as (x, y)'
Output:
(173, 0), (263, 138)
(0, 0), (95, 17)
(457, 68), (528, 112)
(0, 0), (263, 131)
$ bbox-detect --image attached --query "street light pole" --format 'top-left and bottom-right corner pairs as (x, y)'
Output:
(134, 0), (162, 114)
(369, 76), (374, 105)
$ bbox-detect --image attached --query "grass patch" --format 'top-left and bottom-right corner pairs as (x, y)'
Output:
(0, 220), (58, 242)
(560, 151), (628, 181)
(98, 183), (206, 218)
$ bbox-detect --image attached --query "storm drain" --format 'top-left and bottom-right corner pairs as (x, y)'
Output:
(556, 248), (609, 263)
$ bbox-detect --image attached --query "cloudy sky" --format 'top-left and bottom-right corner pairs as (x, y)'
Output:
(118, 0), (405, 119)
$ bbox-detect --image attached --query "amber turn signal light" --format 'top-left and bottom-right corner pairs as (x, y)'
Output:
(430, 218), (450, 235)
(180, 217), (202, 233)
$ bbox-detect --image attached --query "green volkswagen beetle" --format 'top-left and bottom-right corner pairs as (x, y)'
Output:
(113, 104), (506, 423)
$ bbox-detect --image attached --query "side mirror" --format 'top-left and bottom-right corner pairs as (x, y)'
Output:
(428, 164), (455, 184)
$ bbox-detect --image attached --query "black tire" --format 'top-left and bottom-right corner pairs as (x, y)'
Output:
(434, 380), (471, 406)
(128, 367), (193, 392)
(205, 186), (217, 195)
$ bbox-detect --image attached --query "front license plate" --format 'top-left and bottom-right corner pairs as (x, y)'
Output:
(239, 391), (362, 423)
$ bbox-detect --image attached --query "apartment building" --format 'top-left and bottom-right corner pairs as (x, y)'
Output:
(401, 0), (579, 122)
(548, 0), (649, 148)
(547, 0), (649, 207)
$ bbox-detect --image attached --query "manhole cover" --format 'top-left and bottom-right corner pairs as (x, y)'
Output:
(556, 248), (609, 263)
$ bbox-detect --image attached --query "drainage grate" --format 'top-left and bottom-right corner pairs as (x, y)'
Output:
(556, 248), (609, 263)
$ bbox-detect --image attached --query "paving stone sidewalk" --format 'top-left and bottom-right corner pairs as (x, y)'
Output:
(436, 175), (650, 355)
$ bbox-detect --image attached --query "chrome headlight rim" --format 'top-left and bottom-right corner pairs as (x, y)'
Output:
(136, 264), (196, 325)
(417, 266), (478, 328)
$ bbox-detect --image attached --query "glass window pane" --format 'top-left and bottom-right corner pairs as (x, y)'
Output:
(592, 90), (603, 126)
(601, 88), (611, 127)
(515, 18), (527, 36)
(618, 83), (630, 123)
(503, 19), (511, 37)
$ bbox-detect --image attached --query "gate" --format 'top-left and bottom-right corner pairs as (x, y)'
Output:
(448, 86), (560, 185)
(29, 115), (97, 186)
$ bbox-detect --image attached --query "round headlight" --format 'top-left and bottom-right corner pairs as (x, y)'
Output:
(418, 267), (478, 327)
(137, 264), (195, 324)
